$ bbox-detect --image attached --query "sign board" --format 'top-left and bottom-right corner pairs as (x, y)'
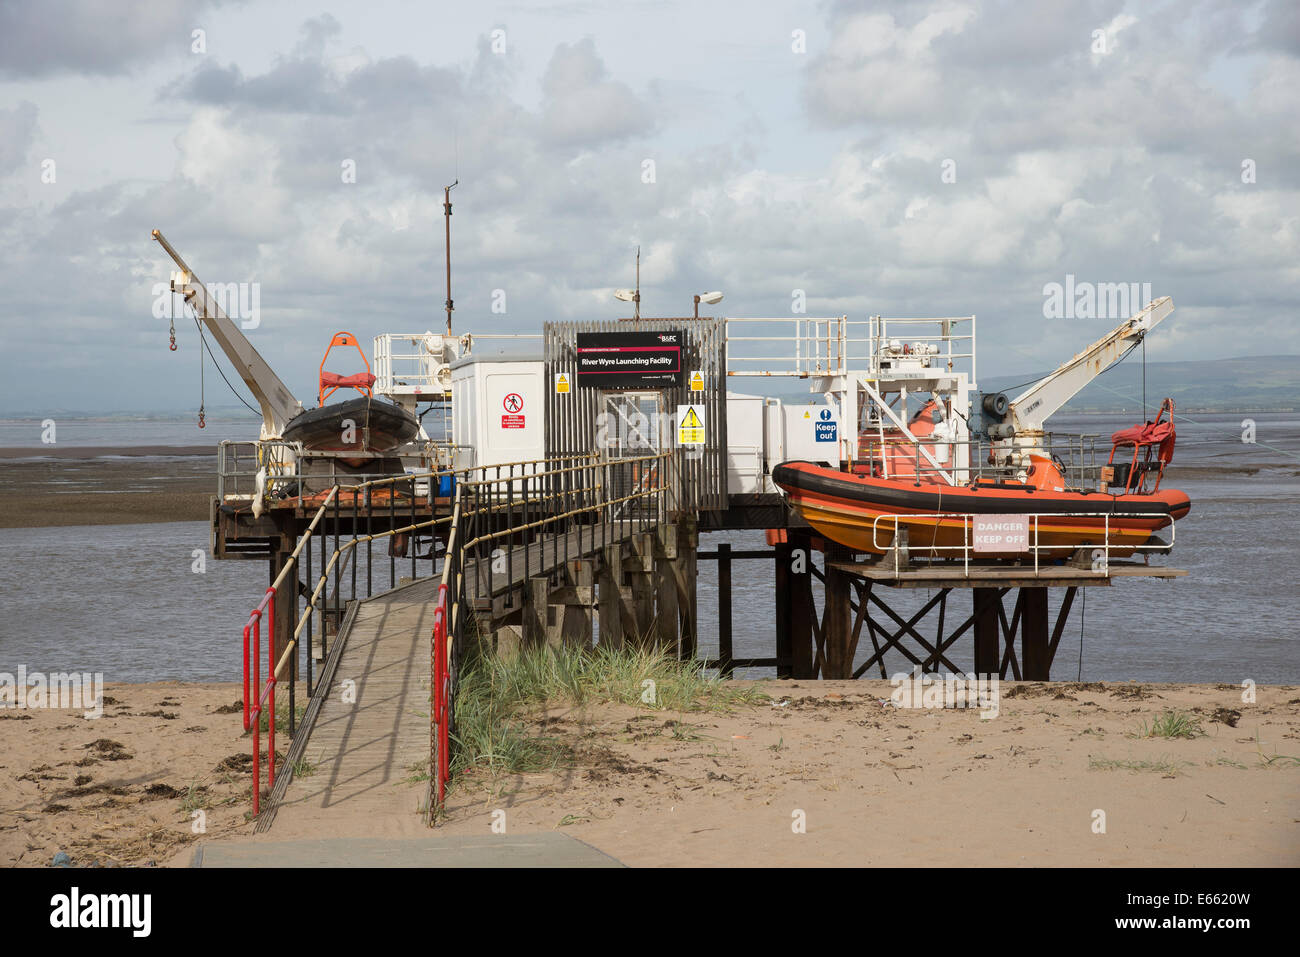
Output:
(973, 514), (1030, 553)
(688, 370), (704, 392)
(677, 404), (705, 445)
(576, 330), (683, 389)
(501, 392), (525, 429)
(814, 407), (837, 443)
(554, 372), (570, 394)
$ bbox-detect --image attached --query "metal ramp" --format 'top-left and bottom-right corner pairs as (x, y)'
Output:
(255, 579), (437, 832)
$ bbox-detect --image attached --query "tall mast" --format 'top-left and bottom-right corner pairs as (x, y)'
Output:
(443, 181), (457, 336)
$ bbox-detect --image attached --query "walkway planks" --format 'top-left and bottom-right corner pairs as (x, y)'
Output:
(267, 579), (436, 831)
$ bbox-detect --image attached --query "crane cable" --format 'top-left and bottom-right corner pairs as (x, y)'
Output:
(194, 316), (206, 428)
(186, 311), (262, 420)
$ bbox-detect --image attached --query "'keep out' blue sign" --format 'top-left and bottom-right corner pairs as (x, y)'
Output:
(814, 407), (837, 443)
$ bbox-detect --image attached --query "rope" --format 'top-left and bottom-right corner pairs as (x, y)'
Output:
(196, 317), (205, 428)
(190, 313), (262, 418)
(1142, 335), (1147, 418)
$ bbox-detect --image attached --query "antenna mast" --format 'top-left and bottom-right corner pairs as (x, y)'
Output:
(443, 180), (457, 335)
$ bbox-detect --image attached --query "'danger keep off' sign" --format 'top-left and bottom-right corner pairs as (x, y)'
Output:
(972, 514), (1030, 552)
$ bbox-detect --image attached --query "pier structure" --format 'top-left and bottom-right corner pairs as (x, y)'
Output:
(209, 315), (1185, 821)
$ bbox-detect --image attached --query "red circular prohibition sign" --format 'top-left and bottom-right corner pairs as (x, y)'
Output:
(503, 393), (524, 413)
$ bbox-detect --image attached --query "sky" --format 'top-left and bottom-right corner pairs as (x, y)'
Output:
(1, 0), (1297, 415)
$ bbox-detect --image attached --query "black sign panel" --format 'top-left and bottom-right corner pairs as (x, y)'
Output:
(575, 330), (684, 389)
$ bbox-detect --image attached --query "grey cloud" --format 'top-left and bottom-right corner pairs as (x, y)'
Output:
(1249, 0), (1300, 56)
(2, 2), (1298, 413)
(0, 100), (38, 173)
(539, 38), (653, 146)
(0, 0), (234, 78)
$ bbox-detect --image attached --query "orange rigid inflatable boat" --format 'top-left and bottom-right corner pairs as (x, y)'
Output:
(773, 400), (1191, 560)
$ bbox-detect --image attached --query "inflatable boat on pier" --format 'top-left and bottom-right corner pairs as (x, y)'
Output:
(774, 400), (1190, 560)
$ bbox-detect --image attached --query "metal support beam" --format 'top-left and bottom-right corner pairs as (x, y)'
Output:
(1021, 587), (1050, 680)
(717, 542), (733, 677)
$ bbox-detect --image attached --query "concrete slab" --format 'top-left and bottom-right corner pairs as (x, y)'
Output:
(191, 833), (623, 868)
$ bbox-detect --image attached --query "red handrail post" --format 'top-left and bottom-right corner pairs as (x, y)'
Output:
(242, 622), (252, 732)
(251, 611), (261, 818)
(267, 588), (276, 790)
(433, 583), (449, 808)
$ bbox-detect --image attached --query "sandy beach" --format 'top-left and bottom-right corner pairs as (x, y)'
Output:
(4, 679), (1295, 867)
(0, 682), (250, 867)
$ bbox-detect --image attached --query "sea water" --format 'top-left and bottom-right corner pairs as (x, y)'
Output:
(0, 413), (1296, 684)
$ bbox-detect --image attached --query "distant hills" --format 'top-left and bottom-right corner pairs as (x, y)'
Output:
(981, 355), (1299, 413)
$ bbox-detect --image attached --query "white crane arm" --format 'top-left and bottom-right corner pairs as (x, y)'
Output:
(152, 229), (302, 438)
(1009, 296), (1173, 430)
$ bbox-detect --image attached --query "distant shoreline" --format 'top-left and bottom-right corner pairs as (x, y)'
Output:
(0, 445), (214, 460)
(0, 450), (213, 528)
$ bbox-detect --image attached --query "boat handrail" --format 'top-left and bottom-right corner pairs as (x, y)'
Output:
(868, 511), (1177, 577)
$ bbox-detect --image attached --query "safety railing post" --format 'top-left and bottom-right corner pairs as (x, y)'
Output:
(319, 498), (327, 656)
(286, 572), (295, 737)
(305, 529), (313, 696)
(267, 590), (276, 788)
(251, 611), (260, 817)
(242, 623), (251, 731)
(506, 467), (514, 591)
(333, 490), (340, 645)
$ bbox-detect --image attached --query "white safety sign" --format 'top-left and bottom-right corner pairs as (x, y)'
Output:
(973, 515), (1030, 552)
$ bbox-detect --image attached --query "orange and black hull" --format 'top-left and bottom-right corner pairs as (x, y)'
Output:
(772, 461), (1191, 558)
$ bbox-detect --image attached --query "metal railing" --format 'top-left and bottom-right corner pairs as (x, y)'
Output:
(238, 453), (602, 817)
(724, 315), (975, 381)
(869, 511), (1177, 576)
(854, 433), (1104, 489)
(428, 451), (674, 814)
(242, 473), (452, 817)
(218, 439), (477, 504)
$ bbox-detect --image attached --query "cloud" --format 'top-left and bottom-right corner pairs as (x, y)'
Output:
(1, 3), (1298, 412)
(0, 0), (234, 78)
(539, 38), (653, 146)
(0, 101), (38, 174)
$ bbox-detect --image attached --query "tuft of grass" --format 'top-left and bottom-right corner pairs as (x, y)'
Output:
(1137, 709), (1204, 740)
(179, 783), (211, 812)
(1089, 755), (1190, 775)
(290, 756), (317, 778)
(249, 700), (307, 735)
(447, 642), (767, 782)
(1253, 730), (1300, 768)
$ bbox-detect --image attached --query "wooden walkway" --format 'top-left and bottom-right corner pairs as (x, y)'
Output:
(257, 518), (662, 834)
(265, 579), (436, 833)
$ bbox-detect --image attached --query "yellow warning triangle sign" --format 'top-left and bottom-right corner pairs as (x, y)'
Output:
(683, 407), (703, 428)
